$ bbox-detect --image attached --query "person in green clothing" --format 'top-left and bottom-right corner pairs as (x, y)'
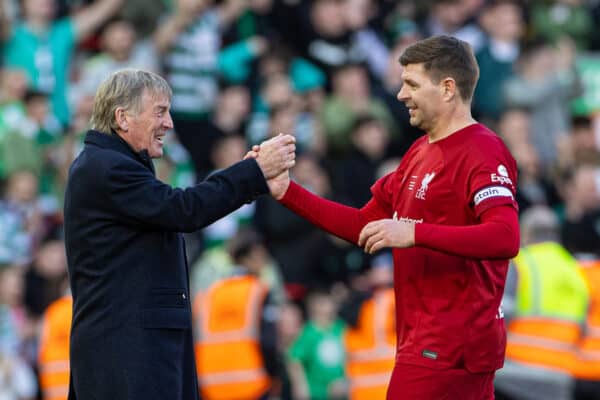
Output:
(288, 290), (347, 400)
(2, 0), (123, 126)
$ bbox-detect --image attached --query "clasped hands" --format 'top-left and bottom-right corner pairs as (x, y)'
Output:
(245, 133), (295, 200)
(245, 134), (415, 253)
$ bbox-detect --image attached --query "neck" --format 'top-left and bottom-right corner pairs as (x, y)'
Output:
(427, 103), (476, 143)
(26, 17), (49, 33)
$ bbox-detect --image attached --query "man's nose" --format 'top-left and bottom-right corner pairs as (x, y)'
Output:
(397, 87), (408, 102)
(164, 113), (174, 129)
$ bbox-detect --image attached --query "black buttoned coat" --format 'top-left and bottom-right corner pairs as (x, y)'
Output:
(64, 130), (269, 400)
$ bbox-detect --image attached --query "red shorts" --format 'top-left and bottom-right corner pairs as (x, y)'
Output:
(386, 363), (495, 400)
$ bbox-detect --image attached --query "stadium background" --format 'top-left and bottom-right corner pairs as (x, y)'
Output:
(1, 0), (600, 398)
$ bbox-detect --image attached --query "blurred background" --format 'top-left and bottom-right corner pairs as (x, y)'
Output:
(1, 0), (600, 399)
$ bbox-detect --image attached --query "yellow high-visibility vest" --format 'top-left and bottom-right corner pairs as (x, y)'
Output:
(507, 242), (589, 373)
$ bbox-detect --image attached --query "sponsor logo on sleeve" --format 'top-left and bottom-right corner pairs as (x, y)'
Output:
(491, 164), (513, 186)
(473, 186), (514, 206)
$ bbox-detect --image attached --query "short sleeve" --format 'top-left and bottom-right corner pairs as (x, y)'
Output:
(467, 139), (518, 217)
(287, 327), (310, 363)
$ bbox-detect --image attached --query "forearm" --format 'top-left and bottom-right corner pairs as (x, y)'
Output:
(74, 0), (122, 41)
(279, 181), (386, 244)
(415, 206), (520, 259)
(287, 361), (310, 400)
(153, 14), (187, 54)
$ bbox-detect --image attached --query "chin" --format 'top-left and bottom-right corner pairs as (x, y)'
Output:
(149, 149), (163, 159)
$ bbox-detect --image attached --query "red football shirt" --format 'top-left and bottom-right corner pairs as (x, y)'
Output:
(370, 123), (518, 373)
(280, 123), (518, 381)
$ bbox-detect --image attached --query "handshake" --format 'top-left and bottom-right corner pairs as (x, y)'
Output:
(244, 133), (296, 200)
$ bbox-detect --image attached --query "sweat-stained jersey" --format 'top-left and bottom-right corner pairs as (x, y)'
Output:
(370, 123), (518, 373)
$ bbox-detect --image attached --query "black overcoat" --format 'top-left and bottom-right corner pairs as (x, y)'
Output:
(64, 130), (269, 399)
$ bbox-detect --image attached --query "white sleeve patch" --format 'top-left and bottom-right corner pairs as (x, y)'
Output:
(473, 186), (514, 206)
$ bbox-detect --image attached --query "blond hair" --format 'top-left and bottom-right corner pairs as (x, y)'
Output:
(90, 69), (172, 134)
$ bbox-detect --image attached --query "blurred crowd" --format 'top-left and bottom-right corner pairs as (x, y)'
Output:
(1, 0), (600, 399)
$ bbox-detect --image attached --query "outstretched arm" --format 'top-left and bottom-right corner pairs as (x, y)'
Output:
(279, 181), (390, 245)
(73, 0), (123, 42)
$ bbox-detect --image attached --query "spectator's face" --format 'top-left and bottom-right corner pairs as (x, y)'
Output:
(513, 143), (540, 178)
(571, 166), (600, 213)
(269, 107), (297, 138)
(397, 63), (444, 132)
(308, 294), (337, 325)
(218, 86), (250, 121)
(26, 96), (49, 124)
(6, 170), (38, 204)
(177, 0), (211, 14)
(122, 90), (173, 158)
(24, 0), (55, 21)
(103, 22), (136, 61)
(277, 303), (302, 347)
(293, 156), (330, 197)
(352, 121), (389, 160)
(34, 240), (67, 278)
(498, 109), (530, 150)
(432, 1), (466, 31)
(333, 66), (369, 99)
(211, 136), (247, 170)
(571, 126), (596, 153)
(250, 0), (272, 13)
(263, 75), (292, 108)
(481, 3), (523, 41)
(0, 268), (24, 307)
(1, 69), (28, 101)
(345, 0), (373, 30)
(311, 0), (346, 37)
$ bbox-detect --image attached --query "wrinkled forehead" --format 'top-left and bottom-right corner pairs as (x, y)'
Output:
(141, 88), (171, 108)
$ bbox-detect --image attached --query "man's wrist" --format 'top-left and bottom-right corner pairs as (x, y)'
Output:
(278, 180), (297, 204)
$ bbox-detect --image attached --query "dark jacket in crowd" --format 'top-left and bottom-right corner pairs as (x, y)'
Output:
(64, 130), (269, 400)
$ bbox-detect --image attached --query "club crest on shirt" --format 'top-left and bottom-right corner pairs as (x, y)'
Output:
(415, 172), (435, 200)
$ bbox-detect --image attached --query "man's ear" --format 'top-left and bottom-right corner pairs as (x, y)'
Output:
(441, 77), (457, 102)
(114, 107), (128, 131)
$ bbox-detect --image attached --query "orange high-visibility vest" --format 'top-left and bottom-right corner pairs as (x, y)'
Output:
(345, 288), (396, 400)
(193, 275), (271, 400)
(38, 296), (72, 400)
(506, 243), (589, 374)
(573, 259), (600, 380)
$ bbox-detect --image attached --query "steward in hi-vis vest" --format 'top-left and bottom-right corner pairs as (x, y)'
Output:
(193, 228), (279, 400)
(39, 295), (72, 400)
(495, 206), (590, 400)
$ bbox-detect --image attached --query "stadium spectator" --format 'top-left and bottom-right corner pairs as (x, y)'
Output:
(2, 0), (124, 125)
(193, 228), (281, 400)
(287, 289), (347, 400)
(495, 205), (589, 400)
